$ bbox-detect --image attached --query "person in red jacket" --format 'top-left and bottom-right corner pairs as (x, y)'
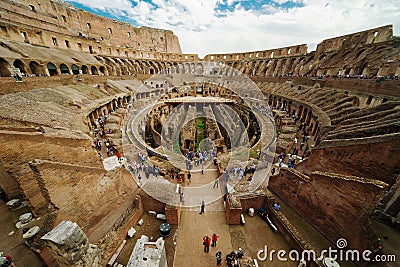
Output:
(211, 233), (219, 247)
(203, 235), (211, 252)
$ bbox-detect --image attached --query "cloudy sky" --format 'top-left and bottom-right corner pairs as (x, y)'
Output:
(65, 0), (400, 57)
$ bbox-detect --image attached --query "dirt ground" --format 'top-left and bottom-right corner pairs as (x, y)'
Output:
(229, 213), (297, 267)
(113, 213), (177, 267)
(0, 200), (45, 267)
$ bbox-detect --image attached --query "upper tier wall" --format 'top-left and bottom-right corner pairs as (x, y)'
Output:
(0, 0), (181, 54)
(203, 44), (308, 61)
(316, 25), (393, 54)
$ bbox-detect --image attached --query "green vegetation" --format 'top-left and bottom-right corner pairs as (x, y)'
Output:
(249, 151), (259, 158)
(194, 117), (206, 151)
(173, 136), (181, 154)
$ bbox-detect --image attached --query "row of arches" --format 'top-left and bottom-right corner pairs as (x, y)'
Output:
(87, 95), (133, 129)
(268, 95), (321, 144)
(2, 47), (397, 78)
(95, 56), (207, 76)
(0, 57), (106, 77)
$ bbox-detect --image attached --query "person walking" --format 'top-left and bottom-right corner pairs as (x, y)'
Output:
(216, 251), (222, 266)
(187, 171), (191, 185)
(211, 233), (219, 247)
(203, 235), (210, 252)
(137, 174), (142, 187)
(199, 200), (205, 214)
(213, 177), (219, 188)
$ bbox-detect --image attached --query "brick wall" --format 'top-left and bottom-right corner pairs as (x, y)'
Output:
(165, 204), (180, 225)
(240, 196), (267, 212)
(140, 193), (166, 213)
(225, 197), (242, 225)
(268, 169), (387, 253)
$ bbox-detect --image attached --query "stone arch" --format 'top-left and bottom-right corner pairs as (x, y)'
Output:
(60, 63), (70, 74)
(106, 65), (114, 75)
(196, 63), (204, 74)
(173, 62), (179, 73)
(293, 57), (305, 76)
(297, 105), (303, 117)
(71, 64), (79, 75)
(276, 59), (286, 76)
(191, 63), (196, 73)
(183, 63), (190, 74)
(266, 60), (278, 76)
(318, 54), (327, 61)
(395, 67), (400, 76)
(13, 59), (28, 74)
(91, 66), (99, 75)
(99, 66), (106, 75)
(124, 59), (135, 73)
(355, 49), (367, 60)
(0, 58), (11, 77)
(47, 62), (58, 76)
(359, 61), (369, 76)
(81, 65), (89, 74)
(148, 61), (159, 74)
(138, 61), (147, 74)
(115, 67), (122, 76)
(29, 61), (44, 76)
(341, 50), (352, 59)
(285, 58), (296, 76)
(132, 60), (144, 74)
(120, 64), (129, 75)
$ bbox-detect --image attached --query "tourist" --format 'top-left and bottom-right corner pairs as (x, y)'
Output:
(187, 171), (191, 184)
(226, 251), (239, 267)
(274, 202), (281, 211)
(199, 200), (205, 214)
(236, 248), (244, 258)
(203, 235), (210, 252)
(216, 251), (222, 266)
(211, 233), (219, 247)
(154, 165), (159, 177)
(213, 178), (219, 188)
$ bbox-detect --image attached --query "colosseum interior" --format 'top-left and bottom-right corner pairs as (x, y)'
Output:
(0, 0), (399, 267)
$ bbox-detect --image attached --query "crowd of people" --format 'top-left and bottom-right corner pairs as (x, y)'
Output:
(224, 163), (257, 183)
(201, 234), (244, 267)
(91, 114), (125, 162)
(184, 149), (217, 171)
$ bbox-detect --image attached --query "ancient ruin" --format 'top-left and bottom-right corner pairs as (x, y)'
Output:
(0, 0), (399, 267)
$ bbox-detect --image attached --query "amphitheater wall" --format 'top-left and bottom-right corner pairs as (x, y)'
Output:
(34, 161), (136, 232)
(297, 138), (400, 186)
(268, 168), (387, 252)
(0, 0), (182, 54)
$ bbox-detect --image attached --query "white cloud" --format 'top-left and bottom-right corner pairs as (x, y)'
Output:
(66, 0), (400, 57)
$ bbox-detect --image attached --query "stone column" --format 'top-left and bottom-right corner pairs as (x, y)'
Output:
(41, 221), (101, 267)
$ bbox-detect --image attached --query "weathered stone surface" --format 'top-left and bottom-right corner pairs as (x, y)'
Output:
(127, 235), (167, 267)
(41, 221), (101, 267)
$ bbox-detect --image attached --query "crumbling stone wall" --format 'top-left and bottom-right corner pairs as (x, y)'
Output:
(269, 168), (388, 252)
(0, 0), (181, 54)
(41, 220), (102, 267)
(298, 139), (400, 186)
